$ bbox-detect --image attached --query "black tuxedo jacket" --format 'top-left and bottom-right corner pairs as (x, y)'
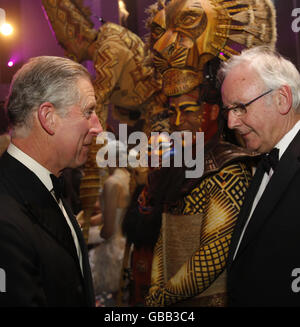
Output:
(227, 129), (300, 307)
(0, 152), (95, 307)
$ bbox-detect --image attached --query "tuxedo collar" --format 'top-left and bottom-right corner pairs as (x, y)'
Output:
(274, 119), (300, 160)
(7, 143), (54, 193)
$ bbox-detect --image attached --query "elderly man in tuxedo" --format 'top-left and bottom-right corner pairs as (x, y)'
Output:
(0, 56), (102, 306)
(218, 45), (300, 306)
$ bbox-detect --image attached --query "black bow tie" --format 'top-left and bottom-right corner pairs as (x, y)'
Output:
(261, 148), (279, 174)
(50, 174), (64, 202)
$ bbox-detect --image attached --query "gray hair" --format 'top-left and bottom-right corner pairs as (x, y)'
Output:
(5, 56), (91, 129)
(217, 46), (300, 112)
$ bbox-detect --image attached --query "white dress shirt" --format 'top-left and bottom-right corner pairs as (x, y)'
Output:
(7, 143), (83, 273)
(233, 119), (300, 260)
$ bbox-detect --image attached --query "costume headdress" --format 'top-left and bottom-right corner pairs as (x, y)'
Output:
(146, 0), (277, 97)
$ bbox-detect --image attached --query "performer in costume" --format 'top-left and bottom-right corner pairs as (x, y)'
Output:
(142, 0), (277, 306)
(145, 84), (255, 306)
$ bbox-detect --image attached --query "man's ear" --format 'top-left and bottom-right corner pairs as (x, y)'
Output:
(276, 85), (293, 115)
(37, 102), (56, 135)
(209, 104), (220, 121)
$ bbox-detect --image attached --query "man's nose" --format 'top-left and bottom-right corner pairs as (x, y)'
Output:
(90, 112), (103, 135)
(227, 111), (241, 130)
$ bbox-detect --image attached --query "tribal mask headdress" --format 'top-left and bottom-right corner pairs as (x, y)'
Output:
(146, 0), (277, 97)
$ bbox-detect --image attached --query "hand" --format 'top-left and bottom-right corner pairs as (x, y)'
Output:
(76, 210), (84, 228)
(76, 210), (103, 228)
(90, 212), (103, 226)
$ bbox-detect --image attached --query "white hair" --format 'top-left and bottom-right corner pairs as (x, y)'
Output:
(218, 46), (300, 112)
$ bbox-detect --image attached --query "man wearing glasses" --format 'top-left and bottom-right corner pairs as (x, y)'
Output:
(218, 45), (300, 306)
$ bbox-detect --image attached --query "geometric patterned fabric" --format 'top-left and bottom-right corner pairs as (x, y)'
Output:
(146, 162), (252, 306)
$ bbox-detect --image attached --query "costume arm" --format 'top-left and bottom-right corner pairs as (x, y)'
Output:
(145, 162), (251, 306)
(41, 0), (97, 62)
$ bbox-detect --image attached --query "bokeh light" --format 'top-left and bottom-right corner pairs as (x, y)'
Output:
(0, 22), (13, 36)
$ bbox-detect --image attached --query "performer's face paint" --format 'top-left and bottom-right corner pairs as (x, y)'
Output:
(168, 88), (219, 143)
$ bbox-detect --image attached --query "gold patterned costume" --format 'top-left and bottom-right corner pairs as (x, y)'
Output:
(146, 141), (253, 306)
(143, 139), (258, 306)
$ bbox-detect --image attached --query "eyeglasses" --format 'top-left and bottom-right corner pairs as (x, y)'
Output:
(221, 89), (273, 120)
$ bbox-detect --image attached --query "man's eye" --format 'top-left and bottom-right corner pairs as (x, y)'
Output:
(84, 109), (94, 118)
(231, 107), (241, 114)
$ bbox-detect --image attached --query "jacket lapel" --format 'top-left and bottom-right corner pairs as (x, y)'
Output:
(227, 159), (265, 268)
(62, 198), (88, 270)
(1, 152), (95, 305)
(0, 153), (79, 263)
(62, 198), (95, 305)
(25, 198), (80, 263)
(232, 130), (300, 263)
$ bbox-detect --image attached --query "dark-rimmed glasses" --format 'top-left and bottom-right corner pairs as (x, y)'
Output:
(221, 89), (273, 120)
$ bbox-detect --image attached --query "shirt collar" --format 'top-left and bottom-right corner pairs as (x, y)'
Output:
(274, 119), (300, 160)
(7, 143), (54, 192)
